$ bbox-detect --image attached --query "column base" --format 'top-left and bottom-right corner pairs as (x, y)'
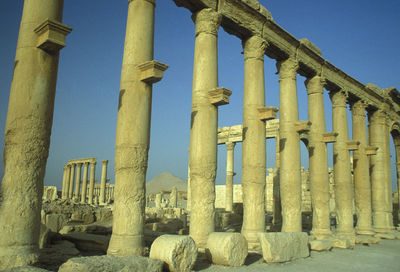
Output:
(310, 228), (332, 240)
(107, 233), (145, 256)
(373, 211), (394, 233)
(0, 245), (38, 270)
(355, 227), (375, 236)
(241, 230), (262, 253)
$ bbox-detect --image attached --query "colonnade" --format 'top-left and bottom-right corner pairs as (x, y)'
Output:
(61, 158), (110, 205)
(1, 0), (400, 269)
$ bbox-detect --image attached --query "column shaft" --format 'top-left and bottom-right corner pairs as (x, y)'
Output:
(0, 0), (69, 268)
(108, 0), (156, 256)
(241, 35), (267, 245)
(331, 90), (354, 235)
(369, 108), (394, 232)
(88, 162), (96, 205)
(61, 165), (67, 199)
(100, 160), (108, 205)
(225, 142), (235, 212)
(305, 76), (331, 238)
(63, 165), (71, 200)
(278, 58), (302, 232)
(81, 162), (89, 204)
(68, 164), (75, 199)
(188, 8), (221, 248)
(74, 163), (82, 200)
(351, 100), (374, 235)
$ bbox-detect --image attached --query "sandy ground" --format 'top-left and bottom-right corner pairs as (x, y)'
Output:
(194, 239), (400, 272)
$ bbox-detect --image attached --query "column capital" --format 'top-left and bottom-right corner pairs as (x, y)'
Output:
(276, 58), (298, 80)
(226, 142), (236, 150)
(192, 8), (221, 37)
(76, 162), (83, 167)
(305, 75), (325, 95)
(350, 99), (367, 116)
(368, 108), (387, 125)
(329, 90), (347, 108)
(129, 0), (155, 5)
(83, 161), (90, 166)
(243, 36), (267, 61)
(101, 160), (109, 165)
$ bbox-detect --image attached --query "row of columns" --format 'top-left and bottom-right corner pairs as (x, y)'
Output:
(61, 160), (108, 205)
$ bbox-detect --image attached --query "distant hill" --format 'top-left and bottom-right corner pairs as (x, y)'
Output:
(146, 172), (187, 195)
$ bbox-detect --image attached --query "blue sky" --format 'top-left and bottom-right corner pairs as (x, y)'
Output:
(0, 0), (399, 190)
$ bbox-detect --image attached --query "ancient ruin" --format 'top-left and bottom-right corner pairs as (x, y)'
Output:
(1, 0), (400, 271)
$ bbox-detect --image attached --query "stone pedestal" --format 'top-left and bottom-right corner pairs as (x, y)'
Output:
(330, 90), (354, 236)
(241, 36), (267, 247)
(225, 142), (235, 212)
(369, 107), (394, 233)
(108, 0), (167, 257)
(81, 162), (89, 204)
(0, 0), (70, 269)
(99, 160), (108, 205)
(88, 162), (96, 205)
(351, 100), (374, 235)
(305, 76), (331, 239)
(188, 8), (221, 249)
(277, 58), (302, 233)
(74, 163), (82, 200)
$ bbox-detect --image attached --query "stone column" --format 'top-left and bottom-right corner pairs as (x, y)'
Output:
(63, 165), (71, 200)
(170, 187), (178, 208)
(351, 100), (374, 235)
(81, 162), (89, 204)
(187, 164), (191, 211)
(108, 0), (167, 257)
(369, 107), (394, 233)
(68, 164), (75, 199)
(73, 163), (82, 200)
(188, 8), (221, 249)
(277, 58), (302, 233)
(61, 165), (68, 199)
(241, 35), (267, 246)
(88, 162), (96, 205)
(0, 0), (71, 268)
(397, 160), (400, 226)
(225, 142), (235, 212)
(99, 160), (108, 205)
(330, 90), (354, 236)
(305, 76), (331, 239)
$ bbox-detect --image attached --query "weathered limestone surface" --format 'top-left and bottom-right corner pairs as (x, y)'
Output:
(2, 266), (52, 272)
(58, 255), (163, 272)
(170, 187), (178, 208)
(63, 233), (110, 253)
(258, 232), (309, 263)
(0, 0), (71, 269)
(189, 8), (221, 248)
(309, 239), (333, 252)
(149, 235), (197, 272)
(355, 235), (380, 244)
(305, 75), (331, 239)
(277, 58), (302, 233)
(42, 186), (58, 201)
(241, 35), (268, 247)
(206, 232), (248, 266)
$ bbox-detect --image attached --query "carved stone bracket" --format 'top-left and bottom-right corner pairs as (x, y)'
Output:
(365, 146), (378, 156)
(258, 107), (278, 121)
(295, 121), (311, 133)
(346, 140), (360, 151)
(208, 87), (232, 106)
(34, 19), (72, 54)
(138, 60), (169, 84)
(322, 132), (338, 143)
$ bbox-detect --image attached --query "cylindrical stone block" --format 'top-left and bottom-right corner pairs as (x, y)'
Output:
(149, 235), (198, 272)
(206, 232), (248, 266)
(188, 8), (221, 249)
(0, 0), (70, 269)
(278, 58), (302, 233)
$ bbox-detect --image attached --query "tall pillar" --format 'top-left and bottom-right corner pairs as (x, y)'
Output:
(73, 163), (82, 200)
(81, 162), (89, 204)
(225, 142), (235, 212)
(187, 163), (191, 211)
(369, 107), (394, 233)
(100, 160), (108, 205)
(241, 35), (267, 246)
(277, 58), (302, 232)
(0, 0), (71, 268)
(188, 8), (221, 249)
(88, 162), (96, 205)
(63, 165), (71, 200)
(108, 0), (167, 257)
(330, 90), (354, 236)
(68, 164), (75, 199)
(305, 75), (331, 239)
(61, 165), (68, 199)
(350, 100), (374, 235)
